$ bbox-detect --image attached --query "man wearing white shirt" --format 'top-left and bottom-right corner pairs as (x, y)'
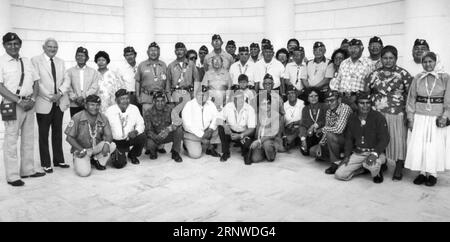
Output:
(105, 89), (146, 168)
(182, 86), (220, 159)
(116, 47), (139, 109)
(249, 43), (260, 64)
(306, 42), (330, 90)
(284, 46), (307, 91)
(282, 86), (304, 150)
(218, 90), (256, 163)
(254, 44), (285, 95)
(229, 46), (255, 88)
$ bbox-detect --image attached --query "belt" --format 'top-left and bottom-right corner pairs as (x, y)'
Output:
(355, 147), (375, 153)
(340, 91), (358, 97)
(17, 96), (32, 100)
(172, 86), (193, 92)
(416, 96), (444, 104)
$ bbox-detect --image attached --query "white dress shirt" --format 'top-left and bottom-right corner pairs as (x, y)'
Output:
(105, 104), (145, 140)
(283, 62), (307, 90)
(77, 65), (86, 92)
(254, 58), (285, 89)
(229, 61), (256, 86)
(182, 99), (219, 138)
(284, 99), (304, 125)
(220, 102), (256, 133)
(116, 61), (138, 92)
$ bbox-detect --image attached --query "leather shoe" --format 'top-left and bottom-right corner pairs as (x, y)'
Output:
(171, 151), (183, 163)
(129, 156), (140, 165)
(220, 152), (230, 162)
(425, 175), (437, 187)
(149, 153), (158, 160)
(413, 174), (427, 185)
(91, 158), (106, 170)
(373, 172), (384, 184)
(206, 148), (220, 157)
(7, 180), (25, 187)
(21, 172), (46, 179)
(145, 150), (151, 155)
(157, 148), (166, 154)
(325, 163), (339, 175)
(55, 163), (70, 168)
(43, 167), (53, 173)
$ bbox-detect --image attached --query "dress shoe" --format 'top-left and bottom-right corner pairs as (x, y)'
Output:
(7, 180), (25, 187)
(21, 172), (46, 179)
(425, 176), (437, 187)
(157, 148), (166, 154)
(43, 167), (53, 173)
(91, 158), (106, 170)
(220, 152), (230, 162)
(373, 172), (384, 184)
(55, 163), (70, 168)
(149, 153), (158, 160)
(325, 163), (339, 175)
(206, 148), (220, 157)
(392, 160), (404, 181)
(413, 174), (427, 185)
(145, 150), (151, 155)
(129, 156), (140, 165)
(171, 151), (183, 163)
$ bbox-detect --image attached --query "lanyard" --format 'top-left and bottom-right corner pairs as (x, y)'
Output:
(296, 65), (301, 84)
(309, 108), (320, 125)
(88, 121), (98, 149)
(118, 112), (128, 139)
(425, 75), (437, 111)
(152, 64), (158, 81)
(238, 63), (248, 75)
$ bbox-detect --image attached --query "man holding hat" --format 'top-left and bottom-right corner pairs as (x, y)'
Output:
(249, 43), (260, 64)
(284, 46), (307, 91)
(105, 89), (146, 168)
(116, 46), (140, 109)
(203, 34), (234, 72)
(334, 92), (389, 184)
(144, 91), (183, 162)
(330, 38), (375, 110)
(254, 44), (286, 95)
(65, 46), (101, 117)
(226, 40), (239, 62)
(166, 42), (199, 109)
(0, 32), (45, 186)
(229, 46), (256, 88)
(282, 85), (304, 151)
(368, 36), (384, 70)
(65, 94), (116, 177)
(306, 42), (330, 92)
(135, 42), (168, 115)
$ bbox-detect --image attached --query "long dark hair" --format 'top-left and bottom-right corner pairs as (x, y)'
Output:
(329, 48), (349, 66)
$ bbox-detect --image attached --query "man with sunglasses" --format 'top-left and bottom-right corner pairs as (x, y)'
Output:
(229, 46), (256, 90)
(334, 93), (389, 183)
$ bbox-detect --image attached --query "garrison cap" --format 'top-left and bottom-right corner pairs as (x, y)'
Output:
(76, 46), (89, 58)
(264, 73), (274, 80)
(212, 34), (222, 41)
(286, 85), (297, 93)
(199, 45), (209, 52)
(349, 39), (363, 46)
(2, 32), (22, 44)
(292, 46), (305, 52)
(175, 42), (186, 49)
(85, 94), (101, 104)
(115, 89), (129, 99)
(341, 39), (350, 45)
(325, 90), (340, 100)
(250, 43), (260, 49)
(123, 46), (136, 55)
(313, 42), (325, 49)
(414, 39), (429, 48)
(238, 46), (249, 52)
(148, 42), (160, 49)
(226, 40), (236, 47)
(356, 92), (372, 102)
(369, 36), (383, 45)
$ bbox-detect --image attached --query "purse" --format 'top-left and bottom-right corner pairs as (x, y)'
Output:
(1, 58), (25, 121)
(436, 117), (450, 128)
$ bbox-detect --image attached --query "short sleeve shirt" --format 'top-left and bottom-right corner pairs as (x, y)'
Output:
(221, 102), (256, 133)
(135, 60), (168, 91)
(306, 59), (329, 87)
(0, 55), (39, 97)
(283, 62), (307, 90)
(167, 59), (198, 88)
(229, 61), (256, 86)
(204, 50), (234, 72)
(254, 59), (286, 89)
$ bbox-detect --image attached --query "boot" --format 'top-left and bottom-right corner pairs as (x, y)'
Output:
(392, 160), (404, 181)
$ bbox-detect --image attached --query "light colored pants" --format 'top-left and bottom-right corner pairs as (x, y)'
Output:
(335, 152), (386, 181)
(3, 106), (36, 182)
(183, 131), (218, 159)
(251, 139), (277, 162)
(73, 141), (116, 177)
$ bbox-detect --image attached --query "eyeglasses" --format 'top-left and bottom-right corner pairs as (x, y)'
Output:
(309, 94), (319, 98)
(189, 56), (197, 61)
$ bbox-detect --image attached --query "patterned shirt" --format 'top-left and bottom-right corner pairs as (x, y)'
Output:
(321, 103), (352, 144)
(366, 66), (413, 115)
(144, 105), (173, 140)
(331, 57), (375, 92)
(98, 70), (125, 113)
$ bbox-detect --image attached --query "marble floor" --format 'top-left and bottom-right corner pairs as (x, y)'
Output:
(0, 112), (450, 222)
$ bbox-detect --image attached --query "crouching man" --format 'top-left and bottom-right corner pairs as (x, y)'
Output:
(334, 93), (389, 183)
(65, 95), (116, 177)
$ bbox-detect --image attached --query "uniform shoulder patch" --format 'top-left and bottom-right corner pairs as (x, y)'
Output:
(68, 120), (75, 128)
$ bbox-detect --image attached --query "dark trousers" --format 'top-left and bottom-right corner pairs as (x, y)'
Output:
(300, 134), (321, 156)
(70, 106), (84, 117)
(113, 133), (146, 158)
(218, 126), (253, 156)
(147, 126), (183, 154)
(129, 92), (142, 115)
(326, 133), (345, 163)
(36, 103), (65, 167)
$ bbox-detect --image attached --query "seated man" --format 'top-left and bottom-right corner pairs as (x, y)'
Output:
(144, 92), (183, 162)
(65, 95), (117, 177)
(218, 90), (256, 164)
(105, 89), (146, 168)
(249, 74), (285, 163)
(311, 91), (352, 174)
(335, 93), (389, 183)
(182, 86), (220, 159)
(282, 85), (304, 151)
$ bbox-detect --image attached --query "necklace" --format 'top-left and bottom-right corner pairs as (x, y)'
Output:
(309, 107), (320, 126)
(425, 75), (437, 111)
(118, 112), (128, 139)
(88, 120), (98, 149)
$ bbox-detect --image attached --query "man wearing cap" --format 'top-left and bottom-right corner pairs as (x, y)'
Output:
(31, 38), (71, 173)
(105, 89), (146, 168)
(329, 39), (375, 111)
(254, 44), (286, 95)
(287, 38), (300, 63)
(236, 74), (257, 109)
(282, 85), (304, 151)
(229, 46), (256, 88)
(226, 40), (239, 63)
(340, 39), (350, 53)
(403, 39), (445, 76)
(306, 42), (330, 91)
(218, 89), (256, 163)
(182, 86), (221, 159)
(313, 90), (352, 175)
(368, 36), (384, 70)
(283, 46), (307, 91)
(144, 91), (183, 162)
(65, 94), (116, 177)
(167, 42), (199, 108)
(249, 43), (260, 64)
(65, 46), (101, 117)
(116, 46), (140, 110)
(0, 32), (45, 186)
(335, 93), (389, 184)
(197, 45), (209, 81)
(203, 34), (234, 72)
(135, 42), (168, 115)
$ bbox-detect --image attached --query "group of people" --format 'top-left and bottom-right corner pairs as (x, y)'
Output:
(1, 31), (449, 188)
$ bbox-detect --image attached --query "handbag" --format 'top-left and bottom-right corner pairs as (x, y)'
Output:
(1, 58), (25, 121)
(436, 117), (450, 128)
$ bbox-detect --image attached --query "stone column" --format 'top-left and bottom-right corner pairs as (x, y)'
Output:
(0, 0), (11, 35)
(264, 0), (295, 50)
(404, 0), (450, 69)
(123, 0), (155, 58)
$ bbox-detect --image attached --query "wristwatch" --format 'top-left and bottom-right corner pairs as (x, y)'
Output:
(301, 136), (306, 141)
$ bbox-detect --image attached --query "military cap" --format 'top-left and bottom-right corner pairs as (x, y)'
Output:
(85, 94), (101, 104)
(414, 39), (429, 48)
(325, 90), (340, 100)
(349, 39), (363, 46)
(286, 85), (297, 93)
(123, 46), (136, 55)
(226, 40), (236, 47)
(292, 46), (305, 52)
(212, 34), (222, 41)
(76, 46), (89, 57)
(369, 36), (383, 45)
(238, 74), (249, 82)
(153, 91), (166, 100)
(115, 89), (129, 99)
(250, 43), (260, 49)
(175, 42), (186, 49)
(261, 38), (271, 45)
(238, 46), (249, 52)
(264, 73), (274, 80)
(2, 32), (22, 44)
(199, 45), (209, 52)
(262, 44), (274, 51)
(313, 42), (325, 49)
(356, 92), (372, 102)
(341, 39), (350, 45)
(148, 42), (160, 49)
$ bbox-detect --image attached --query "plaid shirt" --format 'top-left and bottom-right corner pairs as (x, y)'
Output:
(331, 57), (375, 92)
(320, 103), (352, 144)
